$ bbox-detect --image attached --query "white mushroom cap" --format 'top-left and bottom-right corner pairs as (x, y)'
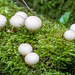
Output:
(18, 43), (33, 56)
(25, 52), (39, 66)
(64, 30), (75, 41)
(0, 15), (7, 28)
(25, 16), (42, 31)
(10, 15), (25, 28)
(70, 24), (75, 32)
(15, 11), (28, 19)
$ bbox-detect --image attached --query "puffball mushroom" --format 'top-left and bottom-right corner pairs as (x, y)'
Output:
(70, 24), (75, 32)
(64, 30), (75, 41)
(25, 52), (39, 66)
(10, 15), (25, 28)
(15, 11), (28, 19)
(25, 16), (42, 31)
(18, 43), (33, 56)
(0, 15), (7, 28)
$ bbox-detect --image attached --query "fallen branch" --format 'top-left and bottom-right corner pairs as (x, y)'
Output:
(15, 0), (26, 7)
(15, 0), (35, 14)
(22, 0), (34, 14)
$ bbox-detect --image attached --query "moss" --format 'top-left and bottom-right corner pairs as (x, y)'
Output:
(0, 0), (75, 75)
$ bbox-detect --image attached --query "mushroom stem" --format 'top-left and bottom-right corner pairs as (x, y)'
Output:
(13, 27), (16, 33)
(29, 30), (34, 34)
(4, 26), (6, 32)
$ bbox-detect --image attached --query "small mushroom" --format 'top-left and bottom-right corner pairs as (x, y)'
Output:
(10, 15), (25, 28)
(15, 11), (28, 19)
(25, 52), (39, 66)
(0, 15), (7, 28)
(70, 24), (75, 32)
(64, 30), (75, 41)
(18, 43), (33, 56)
(25, 16), (42, 31)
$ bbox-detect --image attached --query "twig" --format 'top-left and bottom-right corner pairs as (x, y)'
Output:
(15, 0), (26, 7)
(15, 0), (35, 15)
(22, 0), (31, 11)
(22, 0), (34, 14)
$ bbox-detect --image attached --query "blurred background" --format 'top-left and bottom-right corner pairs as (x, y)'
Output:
(19, 0), (75, 27)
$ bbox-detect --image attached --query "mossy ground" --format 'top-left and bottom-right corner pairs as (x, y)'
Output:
(0, 0), (75, 75)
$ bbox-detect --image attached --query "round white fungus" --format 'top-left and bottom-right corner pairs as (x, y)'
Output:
(18, 43), (33, 56)
(15, 11), (28, 19)
(70, 24), (75, 32)
(0, 15), (7, 28)
(10, 15), (25, 28)
(25, 16), (42, 31)
(25, 52), (39, 66)
(64, 30), (75, 41)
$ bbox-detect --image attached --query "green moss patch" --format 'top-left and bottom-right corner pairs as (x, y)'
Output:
(0, 0), (75, 75)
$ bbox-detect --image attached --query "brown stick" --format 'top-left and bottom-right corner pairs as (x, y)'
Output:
(15, 0), (26, 7)
(22, 0), (34, 14)
(15, 0), (35, 14)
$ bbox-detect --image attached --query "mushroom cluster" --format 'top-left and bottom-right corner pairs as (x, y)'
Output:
(0, 11), (42, 31)
(18, 43), (39, 66)
(0, 11), (42, 66)
(64, 24), (75, 41)
(10, 11), (42, 31)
